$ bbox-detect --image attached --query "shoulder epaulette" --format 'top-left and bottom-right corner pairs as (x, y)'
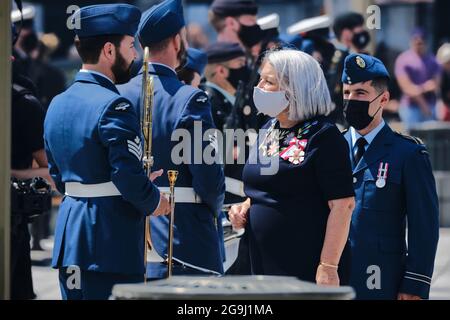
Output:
(394, 131), (424, 145)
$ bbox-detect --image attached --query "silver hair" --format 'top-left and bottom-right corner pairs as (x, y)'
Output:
(264, 49), (334, 121)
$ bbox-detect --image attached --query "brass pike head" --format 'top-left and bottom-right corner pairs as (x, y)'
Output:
(167, 170), (179, 186)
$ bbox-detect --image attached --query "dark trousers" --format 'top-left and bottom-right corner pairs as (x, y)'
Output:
(10, 216), (35, 300)
(225, 231), (251, 275)
(58, 268), (143, 300)
(30, 213), (50, 250)
(147, 262), (218, 281)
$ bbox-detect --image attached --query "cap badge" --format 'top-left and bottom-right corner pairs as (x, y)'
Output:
(356, 56), (366, 69)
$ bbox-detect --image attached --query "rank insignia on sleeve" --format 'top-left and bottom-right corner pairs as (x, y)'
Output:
(115, 102), (130, 111)
(127, 136), (142, 160)
(196, 95), (208, 103)
(208, 131), (219, 153)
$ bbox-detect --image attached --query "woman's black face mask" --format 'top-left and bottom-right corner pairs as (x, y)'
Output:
(343, 91), (384, 130)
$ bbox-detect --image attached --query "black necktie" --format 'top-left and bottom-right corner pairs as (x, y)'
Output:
(354, 137), (368, 166)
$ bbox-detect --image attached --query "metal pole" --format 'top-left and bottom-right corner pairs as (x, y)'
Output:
(166, 170), (178, 278)
(0, 0), (12, 300)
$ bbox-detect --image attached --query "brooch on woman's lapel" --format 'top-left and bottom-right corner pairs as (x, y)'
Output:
(259, 121), (288, 157)
(280, 137), (308, 165)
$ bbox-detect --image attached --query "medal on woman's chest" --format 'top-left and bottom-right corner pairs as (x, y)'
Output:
(259, 120), (318, 163)
(280, 137), (308, 165)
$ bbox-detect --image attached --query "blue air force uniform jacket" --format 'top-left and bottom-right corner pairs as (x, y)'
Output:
(344, 124), (439, 299)
(118, 63), (225, 278)
(44, 71), (160, 275)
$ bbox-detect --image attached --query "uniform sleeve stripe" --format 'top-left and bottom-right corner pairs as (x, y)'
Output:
(405, 271), (432, 281)
(127, 139), (141, 149)
(404, 276), (431, 286)
(127, 142), (141, 154)
(128, 147), (142, 159)
(128, 144), (140, 156)
(128, 147), (142, 160)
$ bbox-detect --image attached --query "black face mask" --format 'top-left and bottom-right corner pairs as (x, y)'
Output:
(343, 92), (383, 130)
(112, 51), (134, 85)
(238, 23), (264, 48)
(352, 30), (371, 50)
(227, 65), (251, 89)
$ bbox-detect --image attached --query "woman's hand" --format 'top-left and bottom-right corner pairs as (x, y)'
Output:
(397, 293), (422, 300)
(316, 196), (354, 287)
(228, 198), (251, 229)
(316, 263), (340, 287)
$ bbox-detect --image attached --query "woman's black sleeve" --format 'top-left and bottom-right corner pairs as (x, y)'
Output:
(314, 126), (355, 201)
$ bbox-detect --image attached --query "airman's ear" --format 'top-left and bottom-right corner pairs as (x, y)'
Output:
(225, 16), (239, 32)
(173, 33), (181, 53)
(102, 41), (116, 63)
(380, 90), (390, 107)
(217, 64), (227, 77)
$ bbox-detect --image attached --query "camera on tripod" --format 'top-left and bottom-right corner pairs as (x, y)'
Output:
(11, 176), (52, 221)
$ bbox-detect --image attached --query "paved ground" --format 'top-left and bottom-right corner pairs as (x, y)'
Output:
(31, 228), (450, 300)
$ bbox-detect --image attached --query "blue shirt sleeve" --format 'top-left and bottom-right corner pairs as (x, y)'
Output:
(177, 90), (225, 215)
(98, 96), (160, 216)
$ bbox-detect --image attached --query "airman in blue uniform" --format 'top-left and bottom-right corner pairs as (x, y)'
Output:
(341, 53), (440, 299)
(44, 4), (170, 300)
(118, 0), (225, 279)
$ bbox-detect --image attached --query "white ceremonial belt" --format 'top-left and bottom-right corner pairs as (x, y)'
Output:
(159, 187), (202, 204)
(225, 177), (246, 197)
(65, 182), (202, 203)
(65, 181), (121, 198)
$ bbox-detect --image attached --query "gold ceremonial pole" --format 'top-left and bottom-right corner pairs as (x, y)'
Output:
(141, 47), (154, 282)
(167, 170), (178, 278)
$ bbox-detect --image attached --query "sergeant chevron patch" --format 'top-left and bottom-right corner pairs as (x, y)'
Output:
(127, 136), (142, 160)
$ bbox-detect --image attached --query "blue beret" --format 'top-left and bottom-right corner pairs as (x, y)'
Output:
(71, 4), (141, 38)
(138, 0), (185, 45)
(211, 0), (258, 17)
(342, 53), (390, 84)
(185, 48), (207, 75)
(205, 42), (245, 64)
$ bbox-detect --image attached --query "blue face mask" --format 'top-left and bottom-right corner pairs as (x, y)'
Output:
(253, 87), (289, 117)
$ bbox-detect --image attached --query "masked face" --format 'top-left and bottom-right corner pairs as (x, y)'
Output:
(238, 23), (264, 48)
(111, 49), (134, 85)
(253, 87), (289, 117)
(343, 91), (384, 130)
(226, 65), (251, 89)
(352, 30), (371, 50)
